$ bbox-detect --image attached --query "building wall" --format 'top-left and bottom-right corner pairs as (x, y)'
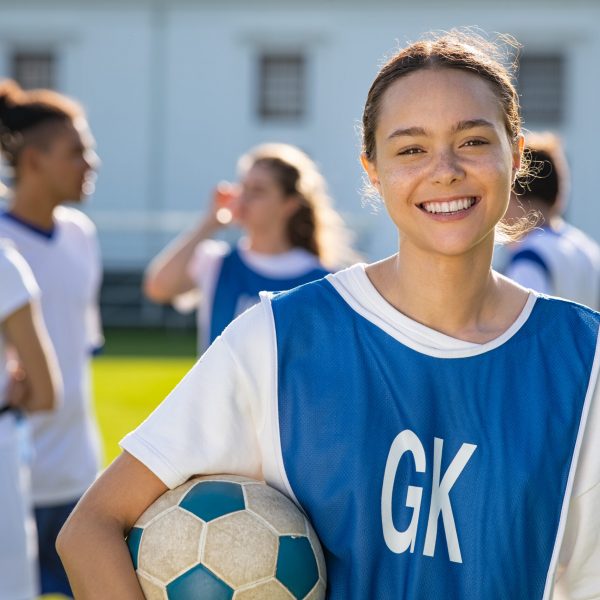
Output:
(1, 1), (599, 269)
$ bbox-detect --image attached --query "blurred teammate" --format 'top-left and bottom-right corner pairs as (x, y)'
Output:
(0, 80), (103, 598)
(503, 132), (600, 308)
(144, 143), (356, 352)
(0, 240), (61, 599)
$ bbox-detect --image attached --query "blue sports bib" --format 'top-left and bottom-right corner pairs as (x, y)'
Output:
(271, 280), (599, 600)
(210, 248), (328, 344)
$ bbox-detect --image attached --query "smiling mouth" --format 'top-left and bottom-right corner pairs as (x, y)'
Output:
(418, 197), (478, 215)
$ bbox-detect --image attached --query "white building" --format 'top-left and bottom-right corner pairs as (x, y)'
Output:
(1, 0), (599, 321)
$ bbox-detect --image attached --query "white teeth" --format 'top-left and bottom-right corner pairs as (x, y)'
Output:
(421, 197), (475, 214)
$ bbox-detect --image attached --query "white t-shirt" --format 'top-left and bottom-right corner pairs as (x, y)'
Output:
(184, 239), (326, 351)
(0, 240), (39, 599)
(504, 222), (600, 310)
(0, 241), (39, 409)
(122, 264), (600, 599)
(0, 207), (103, 505)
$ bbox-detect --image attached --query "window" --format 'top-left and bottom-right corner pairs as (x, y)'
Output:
(517, 53), (565, 125)
(12, 51), (56, 90)
(258, 53), (306, 121)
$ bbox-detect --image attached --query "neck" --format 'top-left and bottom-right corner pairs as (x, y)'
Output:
(367, 234), (520, 342)
(246, 227), (292, 255)
(10, 181), (60, 229)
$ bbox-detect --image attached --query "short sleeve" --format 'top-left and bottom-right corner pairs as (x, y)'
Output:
(553, 346), (600, 598)
(0, 243), (39, 321)
(187, 239), (229, 291)
(172, 240), (229, 314)
(119, 300), (274, 489)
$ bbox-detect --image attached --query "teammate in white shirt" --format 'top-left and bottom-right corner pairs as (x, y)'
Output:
(503, 133), (600, 309)
(0, 79), (102, 598)
(144, 143), (356, 352)
(0, 240), (60, 600)
(58, 31), (600, 599)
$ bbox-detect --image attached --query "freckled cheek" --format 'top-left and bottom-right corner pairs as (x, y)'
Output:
(377, 165), (422, 202)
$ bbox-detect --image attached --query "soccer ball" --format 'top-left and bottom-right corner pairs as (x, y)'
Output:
(126, 474), (326, 599)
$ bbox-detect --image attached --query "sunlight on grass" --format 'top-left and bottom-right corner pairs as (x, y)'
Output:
(93, 356), (195, 465)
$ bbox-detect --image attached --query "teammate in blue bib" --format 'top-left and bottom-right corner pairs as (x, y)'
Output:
(59, 30), (600, 599)
(144, 143), (354, 352)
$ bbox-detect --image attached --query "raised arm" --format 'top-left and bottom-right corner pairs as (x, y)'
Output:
(56, 451), (169, 599)
(143, 183), (237, 303)
(4, 298), (61, 412)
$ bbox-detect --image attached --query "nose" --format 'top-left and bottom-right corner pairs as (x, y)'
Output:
(84, 149), (101, 171)
(431, 149), (465, 186)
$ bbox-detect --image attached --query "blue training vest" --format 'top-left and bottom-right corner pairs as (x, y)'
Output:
(270, 279), (599, 600)
(209, 247), (328, 344)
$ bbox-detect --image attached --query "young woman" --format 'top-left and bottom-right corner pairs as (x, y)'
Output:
(0, 79), (103, 598)
(0, 240), (60, 599)
(144, 143), (355, 352)
(57, 31), (600, 599)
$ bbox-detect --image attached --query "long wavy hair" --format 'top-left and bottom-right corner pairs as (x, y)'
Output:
(238, 143), (359, 269)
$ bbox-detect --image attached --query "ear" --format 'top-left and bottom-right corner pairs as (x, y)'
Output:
(18, 145), (44, 175)
(360, 153), (381, 194)
(512, 135), (525, 181)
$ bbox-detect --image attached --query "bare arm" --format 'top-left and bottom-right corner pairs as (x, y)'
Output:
(4, 299), (61, 412)
(57, 451), (169, 599)
(143, 183), (237, 303)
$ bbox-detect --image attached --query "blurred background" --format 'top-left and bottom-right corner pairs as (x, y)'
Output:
(2, 0), (599, 331)
(1, 2), (598, 597)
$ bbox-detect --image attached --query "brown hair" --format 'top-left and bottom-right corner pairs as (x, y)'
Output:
(513, 132), (568, 212)
(0, 79), (83, 168)
(238, 143), (358, 268)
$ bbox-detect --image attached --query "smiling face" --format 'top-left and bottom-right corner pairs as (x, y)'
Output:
(362, 67), (522, 258)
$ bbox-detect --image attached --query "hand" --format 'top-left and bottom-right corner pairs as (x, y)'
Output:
(5, 362), (30, 410)
(210, 181), (241, 227)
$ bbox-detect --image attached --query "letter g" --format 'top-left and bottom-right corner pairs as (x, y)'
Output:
(381, 429), (426, 554)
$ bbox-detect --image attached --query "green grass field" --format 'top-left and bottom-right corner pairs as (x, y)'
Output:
(93, 356), (195, 465)
(41, 328), (196, 599)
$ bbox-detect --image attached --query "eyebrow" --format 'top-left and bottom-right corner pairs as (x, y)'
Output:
(386, 119), (496, 140)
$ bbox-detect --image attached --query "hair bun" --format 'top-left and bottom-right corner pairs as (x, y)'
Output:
(0, 80), (24, 125)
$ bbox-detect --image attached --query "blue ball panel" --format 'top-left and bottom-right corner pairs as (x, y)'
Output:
(126, 527), (144, 570)
(276, 536), (319, 599)
(167, 563), (234, 599)
(179, 481), (245, 522)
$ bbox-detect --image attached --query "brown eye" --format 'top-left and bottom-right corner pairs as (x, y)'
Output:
(398, 147), (424, 156)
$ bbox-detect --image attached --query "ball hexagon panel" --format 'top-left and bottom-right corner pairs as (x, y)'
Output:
(138, 507), (204, 582)
(166, 563), (234, 600)
(196, 474), (254, 485)
(275, 536), (320, 599)
(307, 523), (327, 584)
(180, 481), (245, 522)
(138, 572), (167, 600)
(304, 580), (327, 600)
(244, 483), (306, 536)
(203, 511), (279, 588)
(233, 578), (295, 599)
(137, 479), (200, 527)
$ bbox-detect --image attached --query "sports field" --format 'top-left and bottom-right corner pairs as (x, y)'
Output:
(41, 327), (197, 599)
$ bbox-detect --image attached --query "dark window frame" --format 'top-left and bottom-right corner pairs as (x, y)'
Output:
(11, 50), (56, 90)
(517, 52), (565, 125)
(258, 52), (306, 121)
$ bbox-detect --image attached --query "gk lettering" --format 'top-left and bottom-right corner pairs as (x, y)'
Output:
(381, 429), (477, 563)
